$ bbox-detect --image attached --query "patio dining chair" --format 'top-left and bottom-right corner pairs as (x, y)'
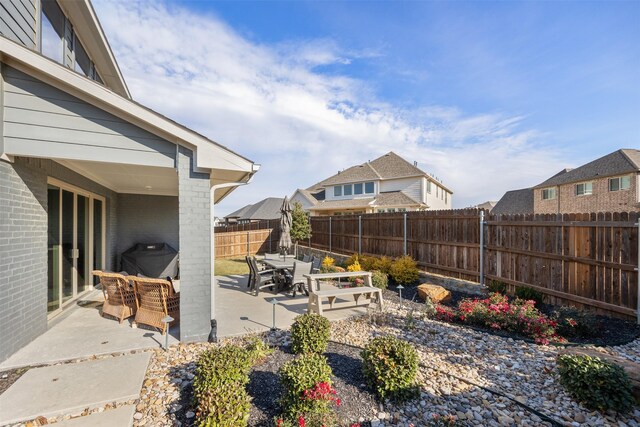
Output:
(264, 253), (281, 260)
(245, 255), (254, 289)
(128, 276), (180, 335)
(283, 261), (313, 297)
(92, 270), (137, 324)
(248, 256), (277, 296)
(310, 256), (322, 273)
(302, 254), (311, 263)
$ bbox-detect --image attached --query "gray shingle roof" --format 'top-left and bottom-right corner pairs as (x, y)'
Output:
(535, 149), (640, 188)
(225, 197), (284, 220)
(307, 151), (452, 192)
(308, 191), (422, 211)
(492, 188), (534, 215)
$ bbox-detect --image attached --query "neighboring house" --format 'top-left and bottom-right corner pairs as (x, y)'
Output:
(492, 189), (534, 215)
(0, 0), (257, 361)
(534, 149), (640, 214)
(471, 201), (497, 212)
(291, 152), (453, 216)
(493, 149), (640, 216)
(224, 197), (284, 224)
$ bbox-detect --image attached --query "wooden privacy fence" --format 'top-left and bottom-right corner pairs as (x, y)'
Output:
(215, 226), (281, 259)
(305, 209), (640, 320)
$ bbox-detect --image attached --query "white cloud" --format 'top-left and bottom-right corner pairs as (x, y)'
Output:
(94, 0), (567, 213)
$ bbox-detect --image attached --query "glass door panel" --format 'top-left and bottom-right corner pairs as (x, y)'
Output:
(93, 199), (103, 282)
(47, 185), (60, 313)
(61, 190), (74, 303)
(77, 195), (90, 293)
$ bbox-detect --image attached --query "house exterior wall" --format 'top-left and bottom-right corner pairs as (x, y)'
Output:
(115, 194), (179, 268)
(425, 180), (452, 210)
(177, 146), (212, 343)
(0, 156), (117, 362)
(534, 173), (640, 214)
(2, 66), (176, 167)
(0, 0), (36, 49)
(379, 177), (422, 202)
(290, 192), (315, 211)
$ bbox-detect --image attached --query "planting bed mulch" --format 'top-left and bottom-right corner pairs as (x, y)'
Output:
(386, 284), (640, 347)
(247, 341), (377, 426)
(0, 367), (28, 396)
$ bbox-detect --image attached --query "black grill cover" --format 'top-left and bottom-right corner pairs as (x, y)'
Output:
(121, 243), (179, 278)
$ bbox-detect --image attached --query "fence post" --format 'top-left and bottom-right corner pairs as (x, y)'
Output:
(358, 215), (362, 255)
(403, 213), (407, 256)
(479, 210), (485, 286)
(247, 231), (250, 255)
(329, 216), (332, 254)
(268, 220), (272, 252)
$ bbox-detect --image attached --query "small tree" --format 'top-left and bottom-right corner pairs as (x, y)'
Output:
(290, 202), (312, 257)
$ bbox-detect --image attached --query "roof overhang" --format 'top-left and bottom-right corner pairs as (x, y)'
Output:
(58, 0), (130, 99)
(0, 37), (259, 202)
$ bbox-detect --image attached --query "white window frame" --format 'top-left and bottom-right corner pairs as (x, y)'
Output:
(609, 175), (631, 192)
(426, 180), (432, 194)
(364, 182), (375, 194)
(575, 182), (593, 196)
(354, 182), (363, 195)
(541, 187), (556, 200)
(333, 185), (342, 197)
(343, 184), (353, 196)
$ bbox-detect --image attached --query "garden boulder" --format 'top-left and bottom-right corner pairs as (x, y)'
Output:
(417, 283), (451, 304)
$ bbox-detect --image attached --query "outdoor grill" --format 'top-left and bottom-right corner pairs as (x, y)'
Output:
(121, 243), (179, 278)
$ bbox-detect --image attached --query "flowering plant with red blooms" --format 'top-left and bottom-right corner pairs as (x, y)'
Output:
(302, 382), (341, 407)
(435, 293), (565, 345)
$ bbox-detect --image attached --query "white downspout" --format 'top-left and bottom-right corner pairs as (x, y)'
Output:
(208, 168), (259, 341)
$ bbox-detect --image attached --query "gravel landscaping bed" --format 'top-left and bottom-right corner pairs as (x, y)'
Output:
(0, 367), (29, 396)
(390, 284), (640, 347)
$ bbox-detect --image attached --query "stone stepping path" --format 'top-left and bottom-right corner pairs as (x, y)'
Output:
(0, 352), (150, 426)
(55, 405), (136, 427)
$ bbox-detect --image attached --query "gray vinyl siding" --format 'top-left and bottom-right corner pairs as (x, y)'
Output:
(2, 66), (176, 167)
(0, 0), (36, 49)
(115, 194), (179, 269)
(0, 156), (118, 362)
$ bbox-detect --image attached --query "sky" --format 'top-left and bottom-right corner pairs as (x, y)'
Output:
(93, 0), (640, 215)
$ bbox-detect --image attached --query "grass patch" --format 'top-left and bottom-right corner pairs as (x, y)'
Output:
(215, 257), (250, 276)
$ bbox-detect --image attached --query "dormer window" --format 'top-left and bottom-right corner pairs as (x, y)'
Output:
(333, 186), (342, 197)
(365, 182), (374, 194)
(343, 184), (353, 196)
(354, 183), (363, 195)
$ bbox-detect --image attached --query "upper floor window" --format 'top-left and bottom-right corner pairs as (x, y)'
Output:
(74, 35), (91, 76)
(541, 187), (556, 200)
(445, 192), (448, 203)
(343, 184), (353, 196)
(364, 182), (374, 194)
(41, 0), (64, 64)
(354, 183), (363, 195)
(333, 186), (342, 197)
(575, 182), (593, 196)
(426, 180), (432, 193)
(609, 176), (631, 192)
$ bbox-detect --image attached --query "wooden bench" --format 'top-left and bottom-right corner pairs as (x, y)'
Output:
(303, 271), (384, 315)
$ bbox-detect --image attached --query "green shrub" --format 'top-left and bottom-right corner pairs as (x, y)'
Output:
(486, 279), (507, 294)
(279, 353), (334, 421)
(244, 334), (273, 364)
(371, 256), (393, 275)
(319, 264), (339, 274)
(193, 344), (253, 427)
(290, 313), (331, 354)
(343, 253), (360, 268)
(358, 255), (377, 271)
(361, 336), (419, 401)
(389, 256), (420, 285)
(553, 307), (602, 339)
(515, 286), (544, 306)
(557, 354), (634, 413)
(370, 270), (389, 290)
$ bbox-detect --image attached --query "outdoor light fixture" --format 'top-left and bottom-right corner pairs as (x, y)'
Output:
(397, 285), (404, 308)
(161, 315), (174, 351)
(270, 298), (279, 331)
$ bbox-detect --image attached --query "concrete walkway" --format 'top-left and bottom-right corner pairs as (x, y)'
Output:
(0, 352), (150, 425)
(215, 275), (370, 337)
(0, 290), (178, 370)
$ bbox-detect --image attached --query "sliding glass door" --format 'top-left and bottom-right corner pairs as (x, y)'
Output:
(47, 180), (106, 316)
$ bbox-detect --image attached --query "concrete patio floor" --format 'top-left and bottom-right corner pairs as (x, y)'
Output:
(215, 274), (370, 337)
(0, 290), (178, 370)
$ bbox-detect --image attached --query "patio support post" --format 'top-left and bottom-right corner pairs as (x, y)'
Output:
(403, 213), (407, 256)
(479, 210), (485, 287)
(358, 215), (362, 255)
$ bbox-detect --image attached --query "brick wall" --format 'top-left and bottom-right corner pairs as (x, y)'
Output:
(177, 147), (212, 342)
(0, 157), (117, 362)
(534, 173), (639, 214)
(116, 194), (179, 268)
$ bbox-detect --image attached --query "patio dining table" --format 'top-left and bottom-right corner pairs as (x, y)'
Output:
(261, 258), (296, 293)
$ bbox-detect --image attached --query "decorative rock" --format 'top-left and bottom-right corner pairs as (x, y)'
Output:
(186, 411), (195, 419)
(417, 283), (451, 303)
(133, 412), (143, 420)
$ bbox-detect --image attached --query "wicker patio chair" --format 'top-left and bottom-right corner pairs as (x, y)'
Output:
(92, 270), (137, 324)
(129, 276), (180, 335)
